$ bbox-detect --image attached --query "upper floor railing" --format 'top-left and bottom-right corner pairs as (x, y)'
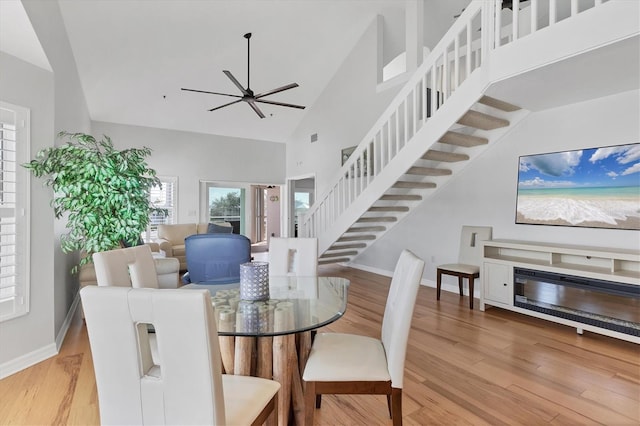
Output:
(300, 0), (611, 241)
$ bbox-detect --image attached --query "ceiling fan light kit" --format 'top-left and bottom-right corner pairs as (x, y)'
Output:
(182, 33), (305, 118)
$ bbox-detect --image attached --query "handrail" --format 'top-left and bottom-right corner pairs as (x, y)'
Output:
(300, 0), (609, 242)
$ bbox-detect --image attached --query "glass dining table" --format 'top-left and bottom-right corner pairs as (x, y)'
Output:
(183, 275), (350, 426)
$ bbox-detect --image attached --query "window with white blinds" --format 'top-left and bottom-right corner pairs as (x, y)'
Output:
(144, 176), (177, 242)
(0, 102), (30, 322)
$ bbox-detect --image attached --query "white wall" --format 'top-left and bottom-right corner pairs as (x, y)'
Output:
(286, 16), (402, 198)
(0, 0), (91, 373)
(91, 121), (286, 225)
(354, 90), (640, 285)
(266, 186), (281, 241)
(0, 52), (56, 368)
(22, 0), (92, 340)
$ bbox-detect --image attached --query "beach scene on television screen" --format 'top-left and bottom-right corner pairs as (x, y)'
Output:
(516, 143), (640, 230)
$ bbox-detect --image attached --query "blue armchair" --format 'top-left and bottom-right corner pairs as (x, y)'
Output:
(181, 234), (251, 285)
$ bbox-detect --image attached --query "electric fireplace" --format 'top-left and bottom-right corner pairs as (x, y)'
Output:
(514, 268), (640, 337)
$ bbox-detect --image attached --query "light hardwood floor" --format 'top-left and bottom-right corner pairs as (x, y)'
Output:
(1, 263), (638, 425)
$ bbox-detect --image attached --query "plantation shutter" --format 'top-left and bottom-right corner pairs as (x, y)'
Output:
(145, 177), (177, 242)
(0, 103), (30, 321)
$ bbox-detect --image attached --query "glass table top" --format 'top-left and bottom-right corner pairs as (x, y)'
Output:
(184, 276), (350, 337)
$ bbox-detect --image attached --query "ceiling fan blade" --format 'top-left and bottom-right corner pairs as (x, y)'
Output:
(181, 88), (242, 98)
(208, 99), (243, 112)
(223, 70), (249, 95)
(255, 99), (306, 110)
(255, 83), (299, 99)
(247, 100), (266, 118)
(180, 88), (242, 98)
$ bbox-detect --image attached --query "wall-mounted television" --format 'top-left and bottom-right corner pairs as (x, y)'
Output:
(516, 143), (640, 230)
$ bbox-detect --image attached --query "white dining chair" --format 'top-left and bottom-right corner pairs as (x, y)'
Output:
(302, 249), (424, 426)
(91, 245), (182, 368)
(268, 237), (318, 276)
(81, 285), (280, 425)
(92, 244), (160, 288)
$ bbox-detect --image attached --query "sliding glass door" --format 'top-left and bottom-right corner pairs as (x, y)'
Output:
(207, 185), (245, 234)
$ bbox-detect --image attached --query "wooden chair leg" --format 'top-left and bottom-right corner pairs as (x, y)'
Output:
(386, 394), (392, 418)
(316, 394), (322, 408)
(469, 276), (475, 309)
(458, 275), (464, 296)
(304, 381), (316, 426)
(436, 269), (442, 300)
(391, 387), (403, 426)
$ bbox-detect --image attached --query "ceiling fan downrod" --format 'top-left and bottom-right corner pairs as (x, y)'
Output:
(244, 32), (251, 91)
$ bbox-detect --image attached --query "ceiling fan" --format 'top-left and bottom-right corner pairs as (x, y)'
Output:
(181, 33), (305, 118)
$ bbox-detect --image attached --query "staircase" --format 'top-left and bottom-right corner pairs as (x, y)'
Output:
(318, 95), (526, 265)
(299, 0), (625, 264)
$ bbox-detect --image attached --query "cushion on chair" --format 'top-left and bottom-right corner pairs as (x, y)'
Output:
(154, 257), (179, 275)
(438, 263), (479, 275)
(222, 375), (281, 425)
(302, 332), (391, 382)
(172, 245), (186, 257)
(158, 223), (198, 243)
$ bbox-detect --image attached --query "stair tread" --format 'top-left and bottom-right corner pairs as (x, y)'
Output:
(422, 150), (469, 162)
(380, 194), (422, 201)
(458, 110), (509, 130)
(346, 226), (386, 232)
(357, 217), (397, 223)
(439, 131), (488, 147)
(337, 235), (376, 242)
(368, 206), (410, 212)
(328, 243), (367, 250)
(479, 95), (520, 112)
(320, 250), (358, 258)
(319, 257), (351, 265)
(406, 167), (451, 176)
(393, 181), (437, 189)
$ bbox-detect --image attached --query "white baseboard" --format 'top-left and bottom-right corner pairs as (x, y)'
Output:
(345, 261), (481, 297)
(56, 293), (80, 351)
(0, 293), (80, 380)
(0, 343), (58, 380)
(343, 261), (394, 278)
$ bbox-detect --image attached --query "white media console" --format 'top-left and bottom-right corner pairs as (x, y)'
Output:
(480, 239), (640, 344)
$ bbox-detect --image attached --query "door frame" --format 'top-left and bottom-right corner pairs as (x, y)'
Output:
(285, 173), (316, 238)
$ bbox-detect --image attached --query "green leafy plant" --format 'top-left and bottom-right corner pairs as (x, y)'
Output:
(23, 132), (162, 272)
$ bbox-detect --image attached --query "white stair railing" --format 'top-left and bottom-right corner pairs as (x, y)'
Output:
(300, 0), (611, 248)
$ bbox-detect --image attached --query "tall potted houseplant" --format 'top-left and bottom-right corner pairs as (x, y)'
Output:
(24, 131), (162, 272)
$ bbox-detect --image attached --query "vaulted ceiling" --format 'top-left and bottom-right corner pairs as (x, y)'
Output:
(53, 0), (468, 143)
(4, 1), (636, 145)
(1, 0), (477, 143)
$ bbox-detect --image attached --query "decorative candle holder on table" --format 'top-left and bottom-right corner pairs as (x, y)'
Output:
(240, 261), (270, 301)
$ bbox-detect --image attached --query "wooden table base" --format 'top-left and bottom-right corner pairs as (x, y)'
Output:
(227, 332), (311, 426)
